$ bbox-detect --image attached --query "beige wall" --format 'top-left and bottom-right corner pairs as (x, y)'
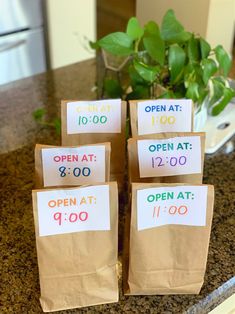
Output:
(136, 0), (235, 54)
(46, 0), (96, 69)
(206, 0), (234, 54)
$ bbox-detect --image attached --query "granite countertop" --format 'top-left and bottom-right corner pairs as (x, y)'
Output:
(0, 59), (234, 314)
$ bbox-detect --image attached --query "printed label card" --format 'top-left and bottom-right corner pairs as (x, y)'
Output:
(42, 146), (106, 187)
(128, 133), (205, 184)
(137, 135), (203, 178)
(66, 99), (121, 134)
(129, 99), (193, 136)
(35, 143), (110, 188)
(137, 185), (208, 230)
(61, 100), (127, 189)
(36, 185), (110, 236)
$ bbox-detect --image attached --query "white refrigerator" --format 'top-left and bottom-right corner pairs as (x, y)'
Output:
(0, 0), (46, 85)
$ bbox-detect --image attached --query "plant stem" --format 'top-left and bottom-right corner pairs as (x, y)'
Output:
(134, 39), (140, 53)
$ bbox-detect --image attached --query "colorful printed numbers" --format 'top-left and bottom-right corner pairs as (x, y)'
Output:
(37, 185), (110, 236)
(42, 146), (106, 186)
(78, 115), (108, 125)
(54, 211), (89, 226)
(151, 156), (187, 168)
(151, 115), (176, 126)
(137, 99), (193, 135)
(67, 99), (121, 134)
(137, 136), (201, 177)
(137, 186), (208, 230)
(58, 166), (91, 178)
(152, 205), (188, 218)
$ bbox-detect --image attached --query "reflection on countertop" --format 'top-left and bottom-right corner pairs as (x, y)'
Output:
(0, 59), (234, 314)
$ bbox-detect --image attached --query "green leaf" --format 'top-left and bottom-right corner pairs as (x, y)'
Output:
(98, 32), (134, 56)
(89, 40), (100, 50)
(126, 17), (144, 40)
(197, 85), (208, 104)
(144, 21), (160, 35)
(143, 35), (165, 65)
(199, 37), (211, 59)
(193, 64), (204, 85)
(161, 9), (191, 42)
(209, 78), (225, 107)
(174, 83), (186, 98)
(33, 108), (46, 121)
(214, 45), (232, 76)
(201, 58), (217, 84)
(184, 63), (204, 87)
(168, 44), (186, 83)
(211, 87), (235, 115)
(143, 22), (165, 65)
(158, 90), (176, 99)
(188, 36), (200, 62)
(126, 85), (150, 100)
(133, 60), (159, 83)
(53, 118), (61, 135)
(184, 63), (195, 85)
(128, 64), (146, 86)
(186, 82), (199, 102)
(103, 78), (123, 98)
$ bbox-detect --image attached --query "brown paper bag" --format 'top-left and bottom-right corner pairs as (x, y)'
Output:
(32, 182), (119, 312)
(128, 132), (205, 185)
(61, 100), (126, 190)
(124, 182), (214, 295)
(129, 99), (194, 137)
(35, 143), (111, 189)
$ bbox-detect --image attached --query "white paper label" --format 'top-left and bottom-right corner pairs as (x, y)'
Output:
(37, 185), (110, 236)
(137, 136), (201, 178)
(137, 186), (208, 230)
(42, 146), (106, 187)
(137, 99), (192, 135)
(67, 99), (121, 134)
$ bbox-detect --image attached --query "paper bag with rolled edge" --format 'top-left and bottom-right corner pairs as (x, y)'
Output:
(32, 182), (119, 312)
(61, 100), (126, 191)
(127, 132), (205, 185)
(129, 99), (194, 137)
(34, 142), (111, 189)
(124, 182), (214, 295)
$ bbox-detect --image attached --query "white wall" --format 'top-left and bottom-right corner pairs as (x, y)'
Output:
(46, 0), (96, 69)
(136, 0), (235, 55)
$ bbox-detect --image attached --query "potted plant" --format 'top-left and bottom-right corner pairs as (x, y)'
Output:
(91, 9), (234, 130)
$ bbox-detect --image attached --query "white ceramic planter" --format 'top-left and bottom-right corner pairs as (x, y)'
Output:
(194, 101), (208, 132)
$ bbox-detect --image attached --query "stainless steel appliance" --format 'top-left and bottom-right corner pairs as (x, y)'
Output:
(0, 0), (46, 85)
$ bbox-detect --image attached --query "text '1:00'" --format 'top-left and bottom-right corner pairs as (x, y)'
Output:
(151, 115), (176, 125)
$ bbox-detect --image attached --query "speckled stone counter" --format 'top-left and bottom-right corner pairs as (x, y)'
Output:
(0, 59), (234, 314)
